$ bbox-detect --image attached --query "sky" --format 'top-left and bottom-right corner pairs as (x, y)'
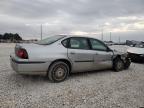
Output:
(0, 0), (144, 42)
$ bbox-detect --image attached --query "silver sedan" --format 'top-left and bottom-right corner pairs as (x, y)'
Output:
(10, 35), (131, 82)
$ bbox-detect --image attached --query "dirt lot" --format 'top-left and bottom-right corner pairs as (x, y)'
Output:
(0, 43), (144, 108)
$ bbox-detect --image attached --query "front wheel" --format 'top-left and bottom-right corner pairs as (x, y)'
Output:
(113, 58), (124, 72)
(48, 61), (70, 82)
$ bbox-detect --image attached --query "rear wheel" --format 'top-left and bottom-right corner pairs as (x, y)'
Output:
(48, 61), (69, 82)
(113, 58), (124, 72)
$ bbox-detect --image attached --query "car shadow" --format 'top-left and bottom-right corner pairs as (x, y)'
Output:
(70, 69), (113, 77)
(21, 74), (48, 81)
(9, 68), (115, 85)
(10, 72), (49, 82)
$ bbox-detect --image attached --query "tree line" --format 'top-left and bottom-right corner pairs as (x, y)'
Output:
(0, 33), (22, 41)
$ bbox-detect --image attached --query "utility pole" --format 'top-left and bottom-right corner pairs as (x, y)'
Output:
(110, 32), (112, 42)
(40, 24), (43, 40)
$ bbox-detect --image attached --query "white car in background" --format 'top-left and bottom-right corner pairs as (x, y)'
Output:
(127, 44), (144, 62)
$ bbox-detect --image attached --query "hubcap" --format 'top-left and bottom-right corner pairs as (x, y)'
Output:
(55, 67), (65, 79)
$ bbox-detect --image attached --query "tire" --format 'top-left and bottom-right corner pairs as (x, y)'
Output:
(113, 58), (124, 72)
(48, 61), (70, 82)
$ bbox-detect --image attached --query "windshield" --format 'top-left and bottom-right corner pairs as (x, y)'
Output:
(35, 35), (66, 45)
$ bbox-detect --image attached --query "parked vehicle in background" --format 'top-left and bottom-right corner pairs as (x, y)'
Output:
(10, 35), (131, 82)
(104, 41), (115, 46)
(127, 44), (144, 62)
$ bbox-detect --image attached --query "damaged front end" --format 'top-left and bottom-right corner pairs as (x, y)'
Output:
(113, 50), (131, 69)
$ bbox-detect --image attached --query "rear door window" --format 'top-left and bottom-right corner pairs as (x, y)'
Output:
(69, 37), (90, 50)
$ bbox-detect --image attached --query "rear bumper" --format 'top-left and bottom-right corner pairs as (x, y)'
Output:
(10, 54), (51, 75)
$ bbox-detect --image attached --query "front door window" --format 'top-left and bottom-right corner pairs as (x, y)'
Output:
(89, 39), (107, 51)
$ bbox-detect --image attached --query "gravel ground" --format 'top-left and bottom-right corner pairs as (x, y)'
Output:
(0, 44), (144, 108)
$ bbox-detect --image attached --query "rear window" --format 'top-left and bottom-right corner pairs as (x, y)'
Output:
(35, 35), (66, 45)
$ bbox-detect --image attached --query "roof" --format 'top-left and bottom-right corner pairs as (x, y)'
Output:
(59, 34), (99, 39)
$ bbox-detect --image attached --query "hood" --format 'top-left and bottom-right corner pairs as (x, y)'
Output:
(112, 49), (125, 55)
(127, 47), (144, 54)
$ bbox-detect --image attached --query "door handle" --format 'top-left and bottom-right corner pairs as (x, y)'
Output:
(70, 52), (75, 54)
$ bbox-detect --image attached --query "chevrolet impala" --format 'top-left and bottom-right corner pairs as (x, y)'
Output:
(10, 35), (131, 82)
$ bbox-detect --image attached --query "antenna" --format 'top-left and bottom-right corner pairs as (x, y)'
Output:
(40, 24), (43, 40)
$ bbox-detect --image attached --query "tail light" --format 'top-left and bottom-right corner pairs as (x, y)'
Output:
(16, 48), (28, 59)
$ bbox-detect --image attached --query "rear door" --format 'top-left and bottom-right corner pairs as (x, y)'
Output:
(89, 38), (113, 70)
(67, 37), (94, 72)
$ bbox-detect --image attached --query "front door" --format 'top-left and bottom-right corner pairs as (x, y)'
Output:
(89, 38), (113, 70)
